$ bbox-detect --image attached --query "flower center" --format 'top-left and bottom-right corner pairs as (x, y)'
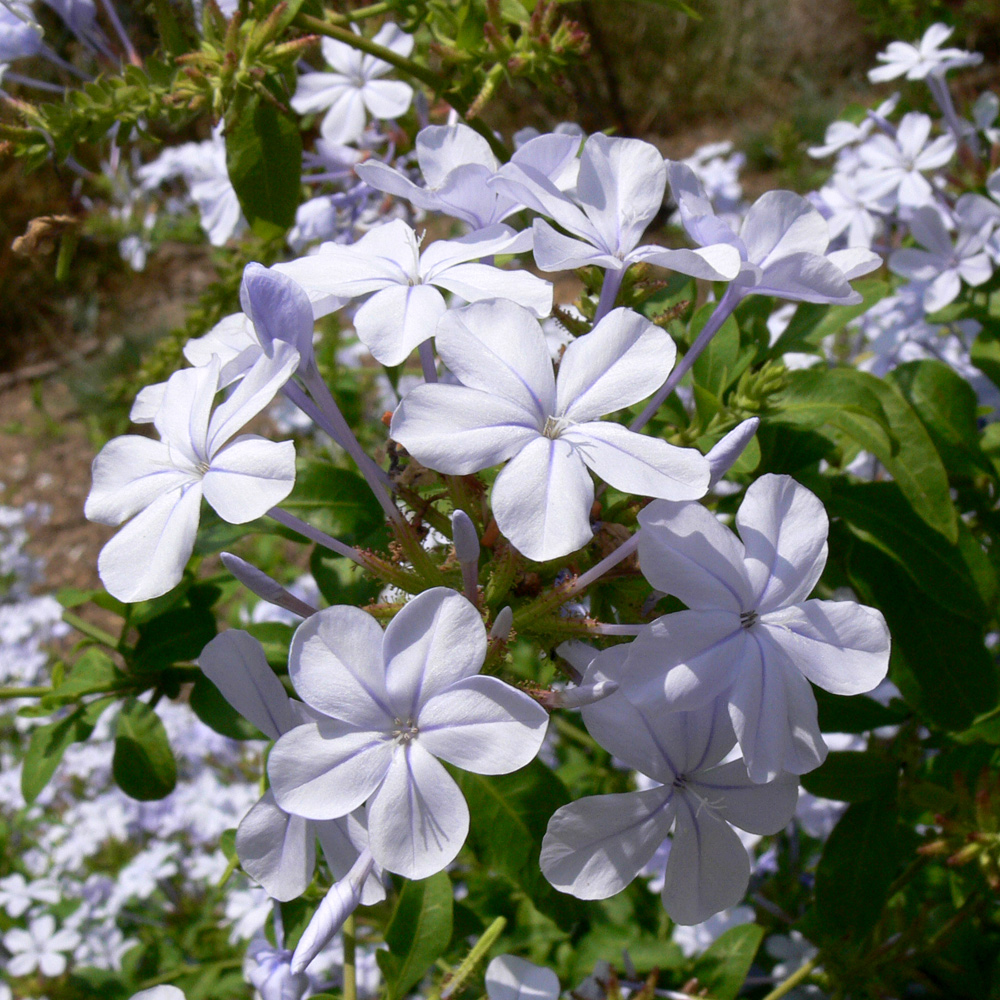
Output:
(392, 717), (419, 744)
(740, 609), (758, 629)
(197, 460), (211, 476)
(542, 415), (571, 439)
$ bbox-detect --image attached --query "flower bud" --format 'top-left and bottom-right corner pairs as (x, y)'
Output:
(221, 552), (317, 619)
(489, 606), (514, 641)
(706, 417), (760, 488)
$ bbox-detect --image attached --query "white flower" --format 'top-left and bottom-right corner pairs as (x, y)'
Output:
(199, 629), (386, 906)
(855, 112), (956, 210)
(0, 2), (43, 62)
(291, 24), (414, 145)
(868, 23), (982, 83)
(889, 206), (994, 313)
(808, 95), (900, 158)
(274, 219), (551, 366)
(4, 914), (82, 978)
(390, 300), (710, 561)
(129, 987), (187, 1000)
(268, 588), (549, 879)
(540, 646), (798, 925)
(357, 123), (582, 229)
(492, 133), (741, 281)
(668, 163), (880, 304)
(0, 873), (59, 918)
(85, 348), (298, 602)
(814, 174), (892, 250)
(485, 955), (560, 1000)
(623, 474), (891, 782)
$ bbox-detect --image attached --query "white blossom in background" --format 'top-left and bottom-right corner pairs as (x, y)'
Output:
(624, 474), (891, 782)
(485, 955), (561, 1000)
(269, 588), (549, 879)
(808, 94), (900, 158)
(391, 300), (710, 561)
(358, 123), (582, 229)
(85, 347), (299, 601)
(855, 113), (956, 211)
(540, 646), (798, 924)
(889, 205), (994, 313)
(4, 913), (81, 977)
(868, 22), (982, 82)
(668, 162), (880, 305)
(274, 219), (550, 365)
(492, 133), (742, 286)
(291, 24), (414, 145)
(0, 1), (43, 62)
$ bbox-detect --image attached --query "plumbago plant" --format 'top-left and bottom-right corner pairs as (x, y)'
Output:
(5, 3), (1000, 999)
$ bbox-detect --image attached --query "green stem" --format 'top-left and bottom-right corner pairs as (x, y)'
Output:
(0, 685), (52, 700)
(761, 955), (822, 1000)
(62, 610), (120, 649)
(293, 13), (511, 162)
(343, 913), (357, 1000)
(438, 916), (507, 1000)
(136, 958), (243, 991)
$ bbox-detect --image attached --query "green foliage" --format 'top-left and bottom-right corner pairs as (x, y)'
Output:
(113, 697), (178, 801)
(691, 924), (765, 1000)
(378, 872), (455, 1000)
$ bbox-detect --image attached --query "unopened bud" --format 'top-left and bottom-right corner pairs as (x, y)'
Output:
(291, 850), (374, 974)
(536, 679), (619, 710)
(489, 606), (513, 641)
(707, 417), (760, 488)
(221, 552), (318, 619)
(451, 510), (480, 564)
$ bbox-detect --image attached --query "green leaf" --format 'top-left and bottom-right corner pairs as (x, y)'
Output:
(132, 605), (217, 673)
(190, 674), (264, 740)
(768, 278), (889, 358)
(887, 360), (993, 479)
(21, 697), (116, 804)
(847, 537), (998, 731)
(801, 751), (898, 802)
(113, 698), (178, 801)
(311, 547), (382, 607)
(772, 368), (957, 540)
(815, 797), (900, 939)
(225, 92), (302, 237)
(692, 302), (740, 398)
(813, 688), (907, 734)
(43, 648), (124, 706)
(824, 480), (997, 622)
(691, 923), (765, 1000)
(454, 761), (585, 929)
(281, 461), (385, 544)
(244, 621), (293, 670)
(380, 871), (454, 1000)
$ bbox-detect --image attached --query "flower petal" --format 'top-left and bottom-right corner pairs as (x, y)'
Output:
(540, 786), (675, 899)
(391, 385), (541, 474)
(382, 587), (487, 717)
(289, 605), (394, 726)
(661, 794), (751, 925)
(759, 599), (890, 695)
(366, 741), (469, 879)
(435, 299), (556, 418)
(622, 609), (746, 713)
(637, 499), (753, 612)
(418, 674), (549, 773)
(269, 721), (395, 820)
(236, 790), (315, 901)
(362, 78), (413, 120)
(564, 422), (709, 501)
(203, 436), (296, 523)
(86, 436), (191, 525)
(729, 632), (827, 783)
(98, 484), (202, 603)
(485, 955), (560, 1000)
(688, 759), (799, 835)
(556, 308), (676, 421)
(199, 629), (298, 739)
(491, 436), (594, 561)
(355, 284), (446, 365)
(736, 474), (828, 614)
(432, 263), (553, 319)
